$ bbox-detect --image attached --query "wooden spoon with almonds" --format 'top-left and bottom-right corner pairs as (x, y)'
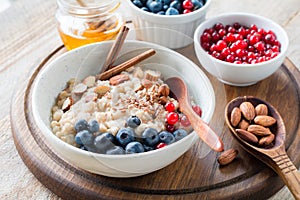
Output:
(225, 96), (300, 199)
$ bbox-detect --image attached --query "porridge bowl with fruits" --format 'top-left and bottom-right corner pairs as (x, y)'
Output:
(194, 12), (289, 86)
(31, 40), (217, 177)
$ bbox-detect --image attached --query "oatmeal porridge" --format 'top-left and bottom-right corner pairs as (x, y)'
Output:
(50, 66), (201, 154)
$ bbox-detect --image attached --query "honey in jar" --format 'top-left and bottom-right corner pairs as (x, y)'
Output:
(56, 0), (123, 50)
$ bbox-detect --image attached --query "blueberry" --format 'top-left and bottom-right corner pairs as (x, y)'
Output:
(157, 11), (165, 15)
(148, 1), (163, 13)
(88, 120), (99, 133)
(125, 141), (145, 154)
(142, 128), (159, 146)
(163, 0), (171, 5)
(141, 6), (150, 12)
(94, 134), (116, 154)
(133, 0), (143, 8)
(173, 129), (188, 141)
(106, 146), (125, 155)
(126, 116), (141, 128)
(165, 7), (179, 15)
(75, 130), (93, 146)
(163, 4), (169, 11)
(116, 128), (135, 147)
(143, 144), (154, 152)
(74, 119), (89, 133)
(159, 131), (175, 145)
(169, 1), (181, 11)
(191, 0), (204, 10)
(102, 132), (117, 145)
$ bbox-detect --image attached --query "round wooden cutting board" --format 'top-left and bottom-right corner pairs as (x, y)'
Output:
(11, 44), (300, 200)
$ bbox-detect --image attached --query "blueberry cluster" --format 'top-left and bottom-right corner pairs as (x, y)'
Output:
(131, 0), (206, 15)
(74, 116), (188, 155)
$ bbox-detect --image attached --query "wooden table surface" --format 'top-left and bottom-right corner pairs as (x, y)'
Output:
(1, 0), (299, 199)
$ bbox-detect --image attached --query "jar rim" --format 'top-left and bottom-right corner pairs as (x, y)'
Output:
(57, 0), (119, 17)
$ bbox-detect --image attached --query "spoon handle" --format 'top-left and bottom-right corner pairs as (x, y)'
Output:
(271, 148), (300, 199)
(182, 102), (224, 152)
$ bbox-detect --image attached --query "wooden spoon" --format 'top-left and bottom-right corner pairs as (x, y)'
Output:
(165, 77), (224, 152)
(225, 96), (300, 199)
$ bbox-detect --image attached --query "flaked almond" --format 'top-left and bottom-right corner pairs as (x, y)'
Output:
(94, 85), (110, 96)
(62, 97), (73, 112)
(145, 70), (161, 81)
(158, 84), (170, 97)
(217, 148), (238, 166)
(258, 133), (275, 146)
(238, 119), (250, 130)
(247, 124), (272, 136)
(255, 104), (268, 116)
(73, 83), (87, 95)
(236, 129), (258, 144)
(83, 76), (96, 87)
(239, 101), (255, 121)
(230, 107), (241, 127)
(254, 115), (276, 126)
(109, 74), (130, 86)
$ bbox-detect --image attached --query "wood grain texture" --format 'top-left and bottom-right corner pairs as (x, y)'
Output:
(10, 44), (300, 200)
(2, 0), (300, 199)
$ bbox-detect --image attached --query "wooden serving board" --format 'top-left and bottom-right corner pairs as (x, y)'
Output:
(11, 44), (300, 200)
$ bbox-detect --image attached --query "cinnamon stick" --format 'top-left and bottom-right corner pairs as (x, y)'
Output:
(100, 25), (129, 73)
(97, 49), (156, 80)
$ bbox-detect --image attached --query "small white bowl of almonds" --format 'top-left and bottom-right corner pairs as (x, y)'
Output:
(31, 40), (216, 177)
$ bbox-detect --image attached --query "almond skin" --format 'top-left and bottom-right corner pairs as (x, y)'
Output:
(247, 124), (272, 136)
(109, 74), (130, 85)
(230, 107), (242, 127)
(239, 101), (255, 121)
(217, 148), (238, 166)
(236, 129), (258, 144)
(259, 133), (275, 146)
(254, 115), (276, 126)
(238, 119), (250, 130)
(255, 104), (268, 116)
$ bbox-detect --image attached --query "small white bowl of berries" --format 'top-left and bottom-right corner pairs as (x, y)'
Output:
(194, 12), (289, 86)
(126, 0), (211, 49)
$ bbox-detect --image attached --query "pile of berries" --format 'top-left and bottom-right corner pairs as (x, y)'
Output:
(73, 103), (202, 155)
(200, 22), (281, 64)
(131, 0), (206, 15)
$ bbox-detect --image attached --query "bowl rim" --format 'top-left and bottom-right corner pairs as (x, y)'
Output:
(125, 0), (211, 22)
(193, 12), (289, 68)
(31, 40), (215, 160)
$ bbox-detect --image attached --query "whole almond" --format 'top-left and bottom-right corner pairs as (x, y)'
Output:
(258, 133), (275, 146)
(217, 148), (238, 166)
(255, 104), (268, 116)
(230, 107), (242, 127)
(158, 84), (170, 97)
(236, 129), (258, 144)
(109, 74), (130, 86)
(238, 119), (250, 130)
(239, 102), (255, 121)
(247, 124), (272, 136)
(141, 79), (153, 89)
(254, 115), (276, 126)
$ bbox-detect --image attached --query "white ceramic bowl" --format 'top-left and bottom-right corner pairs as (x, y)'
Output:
(194, 12), (289, 86)
(126, 0), (211, 49)
(31, 40), (215, 177)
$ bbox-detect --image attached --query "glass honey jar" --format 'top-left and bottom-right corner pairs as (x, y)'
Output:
(56, 0), (123, 50)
